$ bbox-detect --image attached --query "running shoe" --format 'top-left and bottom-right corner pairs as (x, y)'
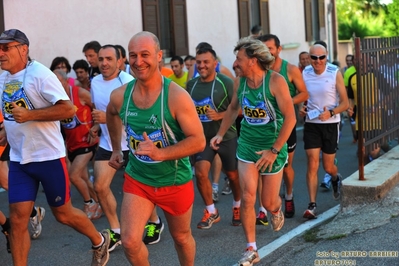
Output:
(332, 174), (342, 200)
(197, 209), (221, 229)
(270, 208), (284, 231)
(320, 173), (332, 190)
(238, 246), (260, 266)
(212, 187), (219, 202)
(221, 179), (232, 195)
(84, 200), (99, 220)
(2, 229), (10, 253)
(231, 207), (242, 226)
(321, 159), (337, 190)
(92, 204), (103, 220)
(284, 198), (295, 218)
(256, 211), (268, 226)
(91, 229), (110, 266)
(108, 229), (121, 252)
(30, 207), (45, 239)
(303, 202), (317, 219)
(143, 218), (164, 245)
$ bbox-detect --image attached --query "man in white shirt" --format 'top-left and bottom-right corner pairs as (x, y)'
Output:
(90, 44), (134, 252)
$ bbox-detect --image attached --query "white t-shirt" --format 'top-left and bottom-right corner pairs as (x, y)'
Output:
(0, 61), (69, 164)
(91, 71), (133, 151)
(302, 63), (340, 124)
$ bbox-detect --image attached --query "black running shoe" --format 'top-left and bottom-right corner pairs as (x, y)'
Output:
(2, 229), (10, 253)
(143, 218), (164, 245)
(108, 229), (121, 252)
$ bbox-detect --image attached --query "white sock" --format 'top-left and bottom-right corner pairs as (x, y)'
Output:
(247, 242), (257, 251)
(212, 183), (218, 190)
(206, 204), (216, 214)
(93, 233), (104, 248)
(285, 194), (293, 201)
(259, 206), (267, 214)
(150, 218), (160, 224)
(111, 228), (120, 234)
(233, 200), (241, 208)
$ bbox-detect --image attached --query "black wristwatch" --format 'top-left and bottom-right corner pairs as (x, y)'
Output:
(271, 147), (280, 155)
(329, 110), (335, 117)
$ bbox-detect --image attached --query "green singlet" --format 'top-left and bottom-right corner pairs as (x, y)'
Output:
(120, 78), (192, 187)
(279, 59), (297, 98)
(236, 70), (288, 174)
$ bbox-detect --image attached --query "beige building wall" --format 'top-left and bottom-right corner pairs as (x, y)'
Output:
(2, 0), (332, 74)
(3, 0), (143, 69)
(269, 0), (310, 67)
(186, 0), (240, 72)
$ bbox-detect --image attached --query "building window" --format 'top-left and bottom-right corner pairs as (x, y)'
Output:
(142, 0), (188, 57)
(304, 0), (326, 42)
(237, 0), (270, 38)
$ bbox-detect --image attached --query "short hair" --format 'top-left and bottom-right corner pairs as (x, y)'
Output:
(196, 47), (217, 60)
(251, 25), (263, 35)
(170, 55), (184, 65)
(234, 37), (275, 71)
(332, 60), (340, 67)
(196, 42), (212, 50)
(184, 55), (195, 62)
(72, 59), (89, 72)
(100, 44), (120, 60)
(346, 54), (354, 61)
(50, 57), (72, 73)
(299, 51), (309, 57)
(314, 40), (327, 49)
(256, 34), (281, 47)
(82, 41), (101, 53)
(115, 44), (128, 64)
(114, 44), (127, 58)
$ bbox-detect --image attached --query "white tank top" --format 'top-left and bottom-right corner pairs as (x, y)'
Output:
(302, 63), (340, 124)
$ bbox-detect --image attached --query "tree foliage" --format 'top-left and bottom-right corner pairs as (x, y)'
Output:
(337, 0), (394, 40)
(385, 0), (399, 36)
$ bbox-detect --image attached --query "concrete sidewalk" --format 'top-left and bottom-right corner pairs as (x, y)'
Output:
(261, 145), (399, 266)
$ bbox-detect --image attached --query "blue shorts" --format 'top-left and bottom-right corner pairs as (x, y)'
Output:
(8, 158), (71, 207)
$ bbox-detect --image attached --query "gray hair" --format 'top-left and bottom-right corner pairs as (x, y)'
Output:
(234, 37), (275, 71)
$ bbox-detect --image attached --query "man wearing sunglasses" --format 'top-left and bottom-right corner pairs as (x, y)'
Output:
(0, 29), (110, 265)
(300, 44), (349, 219)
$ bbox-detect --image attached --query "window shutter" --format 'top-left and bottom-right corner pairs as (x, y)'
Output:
(259, 0), (270, 34)
(318, 0), (326, 40)
(0, 0), (4, 33)
(304, 0), (313, 42)
(142, 0), (161, 37)
(318, 0), (325, 28)
(171, 0), (188, 56)
(238, 0), (250, 38)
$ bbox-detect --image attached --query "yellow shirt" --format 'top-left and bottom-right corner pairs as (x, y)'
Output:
(169, 72), (188, 89)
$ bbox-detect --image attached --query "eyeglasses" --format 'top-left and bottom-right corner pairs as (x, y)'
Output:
(310, 54), (327, 61)
(0, 44), (23, 52)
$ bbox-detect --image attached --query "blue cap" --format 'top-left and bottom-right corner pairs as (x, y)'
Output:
(0, 29), (29, 46)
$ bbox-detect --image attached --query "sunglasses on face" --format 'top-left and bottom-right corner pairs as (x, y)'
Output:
(0, 44), (23, 52)
(310, 54), (327, 61)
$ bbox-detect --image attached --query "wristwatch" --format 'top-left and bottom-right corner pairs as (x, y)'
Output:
(329, 110), (335, 117)
(271, 147), (280, 155)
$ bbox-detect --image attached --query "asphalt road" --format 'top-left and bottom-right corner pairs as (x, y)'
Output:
(0, 119), (361, 266)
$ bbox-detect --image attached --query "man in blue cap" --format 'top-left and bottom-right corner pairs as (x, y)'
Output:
(0, 29), (110, 266)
